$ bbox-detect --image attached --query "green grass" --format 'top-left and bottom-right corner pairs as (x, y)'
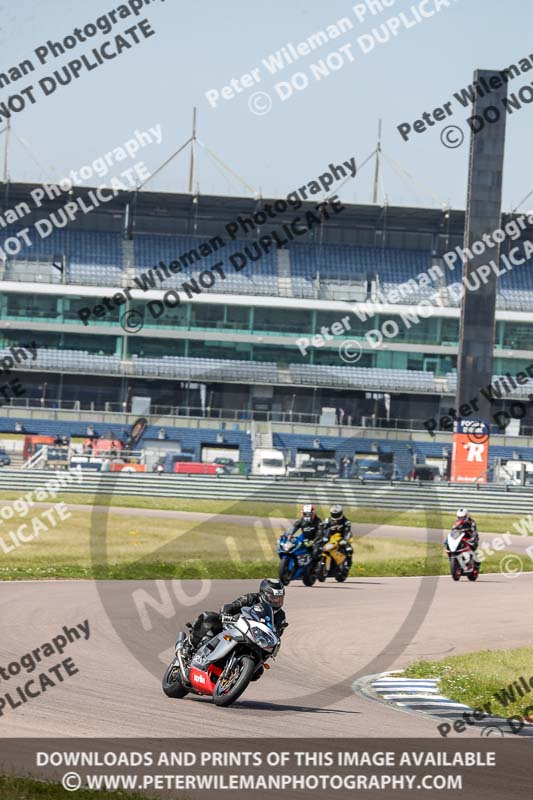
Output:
(0, 503), (527, 581)
(0, 490), (527, 535)
(0, 775), (153, 800)
(404, 647), (533, 718)
(0, 490), (528, 580)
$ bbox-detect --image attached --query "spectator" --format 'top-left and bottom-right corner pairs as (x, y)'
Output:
(156, 463), (165, 475)
(87, 424), (95, 438)
(15, 421), (25, 433)
(158, 428), (166, 440)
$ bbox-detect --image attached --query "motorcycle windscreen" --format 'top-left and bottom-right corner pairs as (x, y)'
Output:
(446, 531), (465, 552)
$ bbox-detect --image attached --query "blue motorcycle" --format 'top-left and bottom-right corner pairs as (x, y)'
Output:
(277, 529), (312, 585)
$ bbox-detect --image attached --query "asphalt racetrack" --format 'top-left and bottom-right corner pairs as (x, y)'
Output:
(2, 550), (529, 739)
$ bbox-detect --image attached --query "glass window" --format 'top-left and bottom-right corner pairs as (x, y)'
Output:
(225, 305), (250, 330)
(501, 323), (533, 351)
(440, 318), (460, 345)
(129, 337), (186, 357)
(65, 296), (120, 323)
(254, 306), (312, 334)
(131, 299), (188, 328)
(189, 303), (224, 328)
(6, 294), (59, 320)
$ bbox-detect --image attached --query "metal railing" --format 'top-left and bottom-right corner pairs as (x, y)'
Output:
(3, 398), (533, 439)
(0, 470), (530, 514)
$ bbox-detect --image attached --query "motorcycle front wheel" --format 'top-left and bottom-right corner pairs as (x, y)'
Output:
(278, 557), (295, 586)
(449, 557), (461, 581)
(335, 561), (350, 582)
(302, 567), (317, 586)
(213, 655), (256, 707)
(162, 661), (189, 698)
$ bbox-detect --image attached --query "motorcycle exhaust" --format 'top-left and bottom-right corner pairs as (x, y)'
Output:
(175, 643), (191, 688)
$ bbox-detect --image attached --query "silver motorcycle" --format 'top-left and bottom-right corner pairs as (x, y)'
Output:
(162, 602), (281, 707)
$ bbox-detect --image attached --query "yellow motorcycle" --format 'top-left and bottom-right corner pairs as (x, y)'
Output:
(303, 530), (350, 585)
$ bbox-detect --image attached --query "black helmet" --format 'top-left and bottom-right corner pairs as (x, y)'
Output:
(259, 578), (285, 609)
(330, 504), (343, 520)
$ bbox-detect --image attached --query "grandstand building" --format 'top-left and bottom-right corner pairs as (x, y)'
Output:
(1, 181), (533, 437)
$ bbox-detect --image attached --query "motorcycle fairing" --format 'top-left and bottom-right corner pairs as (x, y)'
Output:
(188, 666), (216, 695)
(446, 530), (466, 552)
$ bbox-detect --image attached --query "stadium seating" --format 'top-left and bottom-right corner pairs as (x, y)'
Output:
(4, 225), (533, 309)
(10, 348), (533, 399)
(445, 372), (533, 398)
(12, 347), (439, 392)
(133, 234), (277, 296)
(289, 364), (437, 392)
(3, 227), (123, 285)
(130, 355), (279, 383)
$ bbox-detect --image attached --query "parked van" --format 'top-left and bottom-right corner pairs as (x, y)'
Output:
(252, 448), (286, 476)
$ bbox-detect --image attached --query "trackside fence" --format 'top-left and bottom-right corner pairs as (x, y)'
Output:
(0, 471), (531, 515)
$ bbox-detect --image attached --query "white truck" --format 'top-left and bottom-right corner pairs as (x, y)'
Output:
(252, 448), (286, 476)
(495, 460), (533, 485)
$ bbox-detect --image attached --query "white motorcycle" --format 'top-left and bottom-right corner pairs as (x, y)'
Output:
(445, 524), (479, 582)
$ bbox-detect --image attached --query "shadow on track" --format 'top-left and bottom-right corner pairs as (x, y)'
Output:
(231, 699), (362, 715)
(290, 581), (384, 589)
(185, 696), (360, 715)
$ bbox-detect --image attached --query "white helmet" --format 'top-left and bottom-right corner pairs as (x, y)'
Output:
(456, 508), (468, 520)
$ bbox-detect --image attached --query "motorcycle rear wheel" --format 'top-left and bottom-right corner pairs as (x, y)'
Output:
(302, 567), (317, 586)
(162, 661), (189, 698)
(213, 655), (255, 707)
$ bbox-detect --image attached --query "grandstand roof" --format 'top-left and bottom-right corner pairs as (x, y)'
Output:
(0, 181), (469, 245)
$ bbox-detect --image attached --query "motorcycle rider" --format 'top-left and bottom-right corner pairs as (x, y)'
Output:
(320, 504), (354, 567)
(290, 504), (322, 550)
(453, 508), (480, 563)
(183, 578), (287, 656)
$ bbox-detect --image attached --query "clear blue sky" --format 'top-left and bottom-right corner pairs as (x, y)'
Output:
(0, 0), (531, 212)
